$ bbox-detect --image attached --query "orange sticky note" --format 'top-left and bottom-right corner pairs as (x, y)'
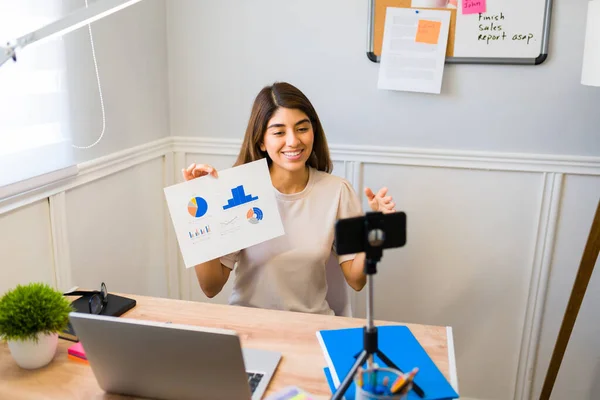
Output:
(415, 20), (442, 45)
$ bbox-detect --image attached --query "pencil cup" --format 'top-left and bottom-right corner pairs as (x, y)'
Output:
(354, 367), (408, 400)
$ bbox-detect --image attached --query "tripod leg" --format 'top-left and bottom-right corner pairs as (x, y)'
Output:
(331, 350), (369, 400)
(376, 350), (426, 398)
(375, 349), (401, 372)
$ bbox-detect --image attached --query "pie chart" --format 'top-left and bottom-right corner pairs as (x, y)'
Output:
(188, 196), (208, 218)
(247, 207), (263, 224)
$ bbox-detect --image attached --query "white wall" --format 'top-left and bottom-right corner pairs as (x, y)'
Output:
(357, 164), (542, 398)
(531, 176), (600, 400)
(0, 201), (56, 292)
(65, 158), (171, 298)
(0, 140), (175, 297)
(62, 0), (169, 163)
(166, 0), (600, 157)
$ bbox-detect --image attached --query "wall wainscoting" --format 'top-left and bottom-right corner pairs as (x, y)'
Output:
(175, 137), (599, 400)
(1, 136), (599, 400)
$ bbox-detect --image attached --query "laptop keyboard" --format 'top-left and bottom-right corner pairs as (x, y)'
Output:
(247, 372), (264, 393)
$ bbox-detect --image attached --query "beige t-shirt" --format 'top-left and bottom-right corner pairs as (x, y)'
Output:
(220, 167), (363, 315)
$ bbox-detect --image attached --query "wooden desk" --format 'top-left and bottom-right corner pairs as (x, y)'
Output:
(0, 294), (458, 399)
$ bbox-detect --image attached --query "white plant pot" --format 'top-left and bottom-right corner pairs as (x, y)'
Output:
(7, 332), (59, 369)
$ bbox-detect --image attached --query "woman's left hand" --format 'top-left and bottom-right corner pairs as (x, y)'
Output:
(364, 187), (396, 214)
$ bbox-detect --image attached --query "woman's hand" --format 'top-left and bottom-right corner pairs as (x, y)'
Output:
(182, 163), (219, 181)
(364, 187), (396, 214)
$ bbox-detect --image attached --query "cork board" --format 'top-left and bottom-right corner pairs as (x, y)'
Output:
(373, 0), (457, 58)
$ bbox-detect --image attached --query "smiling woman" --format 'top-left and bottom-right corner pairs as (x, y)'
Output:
(182, 82), (398, 316)
(234, 82), (332, 174)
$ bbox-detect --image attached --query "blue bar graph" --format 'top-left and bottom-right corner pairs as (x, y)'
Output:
(188, 225), (210, 239)
(223, 185), (258, 210)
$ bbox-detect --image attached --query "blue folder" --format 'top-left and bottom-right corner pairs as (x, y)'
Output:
(316, 325), (459, 400)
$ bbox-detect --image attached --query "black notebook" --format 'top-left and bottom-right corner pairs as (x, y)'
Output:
(60, 293), (137, 342)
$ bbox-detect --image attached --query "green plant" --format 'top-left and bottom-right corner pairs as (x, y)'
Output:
(0, 282), (74, 342)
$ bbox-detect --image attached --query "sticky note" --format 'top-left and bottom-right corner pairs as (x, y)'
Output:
(462, 0), (486, 15)
(415, 20), (442, 45)
(264, 385), (316, 400)
(68, 342), (87, 360)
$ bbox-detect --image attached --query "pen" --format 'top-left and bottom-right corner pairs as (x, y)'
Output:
(361, 369), (379, 395)
(371, 369), (377, 389)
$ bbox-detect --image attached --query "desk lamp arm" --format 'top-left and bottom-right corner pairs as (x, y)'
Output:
(1, 0), (143, 69)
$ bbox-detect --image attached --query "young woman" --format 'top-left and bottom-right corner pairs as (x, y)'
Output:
(182, 82), (396, 315)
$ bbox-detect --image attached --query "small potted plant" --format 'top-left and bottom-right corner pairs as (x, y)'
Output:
(0, 282), (73, 369)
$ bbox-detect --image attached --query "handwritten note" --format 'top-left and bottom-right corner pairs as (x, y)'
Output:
(475, 12), (536, 46)
(416, 20), (442, 44)
(462, 0), (486, 15)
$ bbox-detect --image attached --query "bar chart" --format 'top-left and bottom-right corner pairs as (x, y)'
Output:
(188, 225), (211, 239)
(223, 185), (259, 210)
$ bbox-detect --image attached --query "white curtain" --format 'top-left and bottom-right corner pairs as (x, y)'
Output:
(0, 0), (75, 198)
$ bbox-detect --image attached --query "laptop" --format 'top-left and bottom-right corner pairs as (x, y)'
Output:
(69, 312), (281, 400)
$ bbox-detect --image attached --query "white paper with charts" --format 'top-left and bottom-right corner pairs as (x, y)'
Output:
(163, 159), (284, 269)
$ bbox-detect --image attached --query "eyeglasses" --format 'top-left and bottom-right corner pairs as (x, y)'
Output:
(64, 282), (108, 315)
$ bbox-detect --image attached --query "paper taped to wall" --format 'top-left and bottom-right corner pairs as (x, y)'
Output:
(377, 7), (451, 94)
(163, 159), (284, 268)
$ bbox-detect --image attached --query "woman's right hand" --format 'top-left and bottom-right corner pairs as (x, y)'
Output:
(182, 163), (219, 181)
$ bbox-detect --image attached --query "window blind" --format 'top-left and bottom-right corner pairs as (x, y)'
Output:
(0, 0), (76, 200)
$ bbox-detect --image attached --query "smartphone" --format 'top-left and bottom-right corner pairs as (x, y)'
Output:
(334, 211), (406, 256)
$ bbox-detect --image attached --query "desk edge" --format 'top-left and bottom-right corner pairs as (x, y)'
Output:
(446, 326), (459, 394)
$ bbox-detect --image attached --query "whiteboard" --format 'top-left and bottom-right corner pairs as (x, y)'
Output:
(367, 0), (554, 65)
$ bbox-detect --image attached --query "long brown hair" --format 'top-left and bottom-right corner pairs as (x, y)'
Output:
(234, 82), (333, 173)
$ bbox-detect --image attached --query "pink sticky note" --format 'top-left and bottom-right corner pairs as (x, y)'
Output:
(68, 342), (87, 360)
(462, 0), (486, 15)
